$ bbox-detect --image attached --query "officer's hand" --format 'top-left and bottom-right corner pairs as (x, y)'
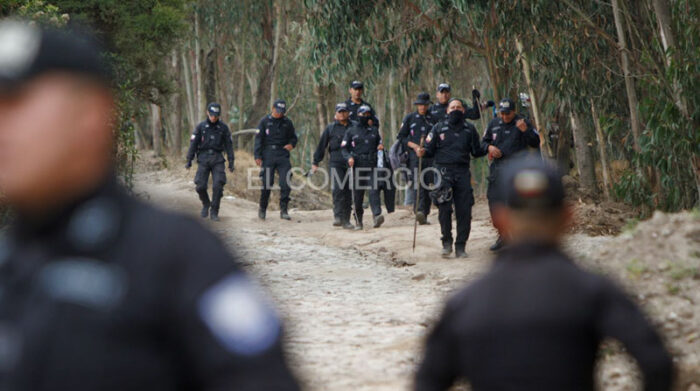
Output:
(516, 119), (528, 132)
(228, 166), (234, 173)
(348, 157), (354, 167)
(377, 144), (384, 151)
(485, 100), (495, 108)
(472, 89), (481, 100)
(488, 145), (503, 159)
(255, 158), (262, 167)
(185, 161), (192, 169)
(283, 144), (293, 151)
(416, 148), (425, 157)
(311, 164), (319, 173)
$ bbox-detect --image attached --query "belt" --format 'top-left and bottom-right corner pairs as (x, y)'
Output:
(354, 153), (377, 160)
(264, 144), (286, 150)
(199, 149), (221, 154)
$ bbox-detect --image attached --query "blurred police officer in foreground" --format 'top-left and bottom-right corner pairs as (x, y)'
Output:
(344, 80), (379, 127)
(186, 102), (234, 222)
(418, 98), (488, 258)
(341, 105), (385, 230)
(254, 99), (298, 220)
(0, 21), (299, 390)
(415, 155), (672, 391)
(429, 83), (481, 124)
(482, 98), (541, 251)
(398, 92), (434, 225)
(312, 102), (354, 229)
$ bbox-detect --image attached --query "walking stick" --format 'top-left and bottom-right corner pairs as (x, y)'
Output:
(350, 163), (360, 227)
(412, 136), (425, 253)
(473, 85), (489, 134)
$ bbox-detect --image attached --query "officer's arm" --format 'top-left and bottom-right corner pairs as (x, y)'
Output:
(415, 306), (459, 391)
(341, 130), (353, 161)
(224, 125), (235, 169)
(464, 98), (481, 120)
(186, 124), (202, 162)
(481, 121), (494, 151)
(595, 280), (673, 391)
(312, 126), (330, 165)
(423, 126), (438, 158)
(470, 126), (488, 158)
(171, 224), (300, 391)
(523, 119), (541, 148)
(254, 118), (265, 160)
(397, 115), (411, 149)
(287, 119), (298, 148)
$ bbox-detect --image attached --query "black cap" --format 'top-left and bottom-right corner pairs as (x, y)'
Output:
(335, 102), (349, 112)
(273, 99), (287, 113)
(207, 102), (221, 116)
(414, 92), (431, 105)
(350, 80), (364, 89)
(437, 83), (451, 92)
(498, 154), (565, 210)
(357, 104), (371, 115)
(498, 98), (515, 113)
(0, 20), (112, 91)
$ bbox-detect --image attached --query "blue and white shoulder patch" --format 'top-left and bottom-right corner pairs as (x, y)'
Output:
(198, 273), (280, 356)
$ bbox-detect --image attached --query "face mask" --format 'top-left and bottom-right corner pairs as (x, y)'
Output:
(448, 110), (464, 125)
(359, 116), (370, 126)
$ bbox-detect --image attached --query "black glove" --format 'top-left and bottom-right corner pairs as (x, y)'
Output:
(472, 89), (481, 100)
(485, 100), (495, 108)
(185, 161), (192, 169)
(228, 165), (234, 173)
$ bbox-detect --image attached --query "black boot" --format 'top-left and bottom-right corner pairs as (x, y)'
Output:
(373, 214), (384, 228)
(354, 216), (363, 230)
(489, 236), (505, 252)
(455, 245), (468, 258)
(210, 209), (220, 222)
(280, 205), (291, 220)
(258, 208), (266, 220)
(415, 211), (430, 225)
(333, 216), (342, 227)
(342, 219), (354, 230)
(200, 204), (210, 218)
(441, 242), (453, 258)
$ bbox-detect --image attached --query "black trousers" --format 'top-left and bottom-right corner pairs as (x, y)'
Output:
(259, 149), (291, 210)
(486, 162), (504, 218)
(194, 152), (227, 212)
(376, 167), (395, 213)
(435, 166), (475, 247)
(409, 155), (435, 216)
(351, 164), (382, 220)
(330, 163), (352, 221)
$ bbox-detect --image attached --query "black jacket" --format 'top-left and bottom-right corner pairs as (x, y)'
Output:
(415, 242), (673, 391)
(254, 115), (298, 160)
(423, 120), (488, 167)
(0, 179), (299, 391)
(313, 120), (351, 165)
(186, 119), (234, 168)
(344, 98), (380, 128)
(341, 123), (382, 164)
(398, 111), (435, 164)
(482, 114), (540, 163)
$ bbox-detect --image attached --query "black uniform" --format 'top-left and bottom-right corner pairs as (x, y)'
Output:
(254, 114), (298, 211)
(429, 99), (480, 124)
(415, 242), (673, 391)
(344, 98), (379, 127)
(313, 120), (352, 223)
(341, 123), (383, 222)
(375, 150), (396, 213)
(423, 119), (488, 250)
(398, 111), (435, 216)
(0, 179), (300, 391)
(186, 119), (234, 214)
(482, 114), (540, 209)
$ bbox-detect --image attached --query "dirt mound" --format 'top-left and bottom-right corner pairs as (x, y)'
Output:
(580, 211), (700, 390)
(571, 201), (638, 236)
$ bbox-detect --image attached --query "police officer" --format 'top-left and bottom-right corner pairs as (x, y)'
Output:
(415, 156), (672, 391)
(482, 98), (541, 251)
(186, 102), (234, 222)
(312, 102), (354, 229)
(417, 98), (488, 258)
(254, 99), (298, 220)
(345, 80), (379, 127)
(0, 22), (299, 390)
(429, 83), (481, 123)
(341, 105), (385, 230)
(398, 92), (434, 225)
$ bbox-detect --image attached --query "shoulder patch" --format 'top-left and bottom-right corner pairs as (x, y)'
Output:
(198, 274), (280, 356)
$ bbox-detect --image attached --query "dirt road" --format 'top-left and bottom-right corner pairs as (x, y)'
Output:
(135, 169), (699, 390)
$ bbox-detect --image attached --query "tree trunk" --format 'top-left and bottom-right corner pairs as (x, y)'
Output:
(269, 1), (286, 107)
(181, 50), (196, 132)
(204, 48), (217, 105)
(611, 0), (642, 153)
(569, 104), (596, 195)
(590, 99), (611, 200)
(515, 37), (548, 157)
(167, 51), (183, 155)
(193, 12), (203, 119)
(237, 50), (246, 132)
(388, 71), (397, 143)
(314, 84), (327, 136)
(652, 0), (689, 119)
(244, 3), (275, 129)
(150, 103), (162, 155)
